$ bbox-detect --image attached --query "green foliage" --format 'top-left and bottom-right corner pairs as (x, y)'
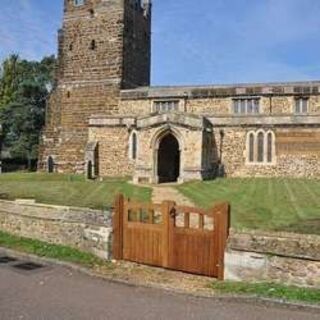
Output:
(211, 281), (320, 304)
(0, 54), (56, 167)
(0, 230), (108, 268)
(0, 54), (20, 107)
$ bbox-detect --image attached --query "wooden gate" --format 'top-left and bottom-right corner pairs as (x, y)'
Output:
(113, 194), (230, 279)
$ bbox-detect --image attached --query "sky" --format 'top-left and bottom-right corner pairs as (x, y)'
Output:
(1, 0), (320, 86)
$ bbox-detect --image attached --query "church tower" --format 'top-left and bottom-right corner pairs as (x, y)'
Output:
(40, 0), (152, 172)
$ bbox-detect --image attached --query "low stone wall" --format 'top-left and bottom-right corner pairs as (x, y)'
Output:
(0, 200), (319, 288)
(0, 200), (112, 260)
(225, 230), (320, 288)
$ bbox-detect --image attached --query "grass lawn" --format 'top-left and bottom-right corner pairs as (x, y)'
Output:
(0, 173), (151, 209)
(177, 178), (320, 235)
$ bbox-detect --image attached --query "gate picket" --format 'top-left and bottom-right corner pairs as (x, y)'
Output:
(112, 194), (230, 279)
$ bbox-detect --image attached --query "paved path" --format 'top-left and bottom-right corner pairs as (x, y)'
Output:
(0, 260), (318, 320)
(152, 185), (195, 206)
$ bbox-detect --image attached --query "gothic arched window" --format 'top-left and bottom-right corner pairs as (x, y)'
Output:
(132, 133), (137, 160)
(257, 132), (264, 163)
(246, 130), (276, 164)
(249, 133), (255, 163)
(267, 132), (273, 163)
(129, 131), (138, 161)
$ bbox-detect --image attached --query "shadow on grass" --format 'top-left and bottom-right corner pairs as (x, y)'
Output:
(275, 219), (320, 236)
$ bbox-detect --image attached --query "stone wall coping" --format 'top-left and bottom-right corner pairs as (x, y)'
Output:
(120, 81), (320, 100)
(0, 200), (111, 227)
(230, 228), (320, 240)
(229, 229), (320, 262)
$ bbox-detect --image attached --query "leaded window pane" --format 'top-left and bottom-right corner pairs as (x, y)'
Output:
(233, 100), (238, 114)
(302, 99), (308, 113)
(247, 100), (253, 114)
(249, 133), (255, 162)
(254, 99), (260, 113)
(257, 132), (264, 162)
(267, 133), (273, 163)
(154, 101), (179, 113)
(295, 99), (301, 113)
(241, 100), (246, 114)
(132, 133), (137, 160)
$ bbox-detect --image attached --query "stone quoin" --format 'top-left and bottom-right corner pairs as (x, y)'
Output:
(39, 0), (320, 183)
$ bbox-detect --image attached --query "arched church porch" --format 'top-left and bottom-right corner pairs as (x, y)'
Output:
(88, 113), (217, 184)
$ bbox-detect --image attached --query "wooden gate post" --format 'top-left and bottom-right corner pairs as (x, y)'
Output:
(112, 194), (125, 260)
(162, 200), (175, 269)
(213, 202), (231, 280)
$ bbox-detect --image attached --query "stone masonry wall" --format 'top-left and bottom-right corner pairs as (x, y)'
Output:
(0, 200), (112, 260)
(213, 127), (320, 178)
(40, 83), (121, 173)
(120, 93), (320, 117)
(226, 230), (320, 288)
(40, 0), (151, 173)
(111, 93), (320, 180)
(89, 126), (134, 177)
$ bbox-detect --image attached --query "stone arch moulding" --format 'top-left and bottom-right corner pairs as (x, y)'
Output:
(150, 125), (185, 151)
(151, 125), (185, 184)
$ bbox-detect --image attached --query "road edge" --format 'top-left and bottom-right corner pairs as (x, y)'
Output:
(1, 246), (319, 313)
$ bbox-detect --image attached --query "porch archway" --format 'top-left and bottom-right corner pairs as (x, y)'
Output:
(157, 133), (180, 183)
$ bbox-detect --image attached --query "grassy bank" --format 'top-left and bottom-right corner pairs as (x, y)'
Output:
(0, 173), (151, 209)
(211, 281), (320, 305)
(178, 178), (320, 235)
(0, 230), (108, 268)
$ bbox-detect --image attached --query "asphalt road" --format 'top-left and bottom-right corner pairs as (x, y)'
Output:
(0, 259), (318, 320)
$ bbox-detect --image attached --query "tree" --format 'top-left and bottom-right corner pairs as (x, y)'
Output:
(0, 54), (20, 108)
(0, 55), (56, 170)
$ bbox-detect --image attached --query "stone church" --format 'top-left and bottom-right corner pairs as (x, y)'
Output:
(40, 0), (320, 183)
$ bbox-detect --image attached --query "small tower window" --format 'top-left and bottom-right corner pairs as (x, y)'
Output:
(89, 9), (94, 17)
(74, 0), (85, 6)
(90, 40), (96, 50)
(69, 43), (73, 51)
(47, 156), (54, 173)
(67, 91), (71, 98)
